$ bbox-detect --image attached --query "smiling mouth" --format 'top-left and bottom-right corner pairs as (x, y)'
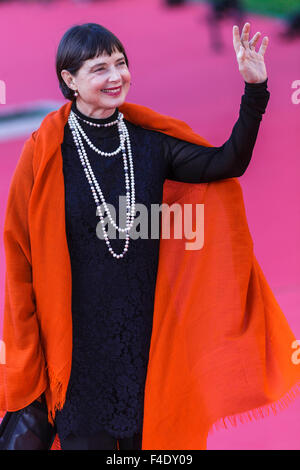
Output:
(101, 86), (122, 94)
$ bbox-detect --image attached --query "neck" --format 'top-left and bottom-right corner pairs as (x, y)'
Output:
(75, 99), (116, 120)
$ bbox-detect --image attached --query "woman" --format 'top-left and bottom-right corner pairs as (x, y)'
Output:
(53, 21), (269, 450)
(2, 22), (299, 451)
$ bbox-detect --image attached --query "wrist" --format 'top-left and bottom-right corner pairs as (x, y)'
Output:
(244, 78), (268, 86)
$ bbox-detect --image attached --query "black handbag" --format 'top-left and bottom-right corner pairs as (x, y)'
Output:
(0, 395), (57, 450)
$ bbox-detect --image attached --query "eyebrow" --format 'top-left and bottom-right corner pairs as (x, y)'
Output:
(89, 57), (125, 71)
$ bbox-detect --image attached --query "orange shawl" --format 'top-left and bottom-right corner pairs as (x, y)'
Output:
(1, 100), (300, 450)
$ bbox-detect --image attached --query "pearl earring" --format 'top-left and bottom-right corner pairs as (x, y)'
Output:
(74, 90), (78, 97)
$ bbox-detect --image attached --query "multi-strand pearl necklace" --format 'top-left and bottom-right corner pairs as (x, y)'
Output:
(68, 109), (136, 260)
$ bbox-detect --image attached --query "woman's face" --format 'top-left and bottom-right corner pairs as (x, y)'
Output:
(62, 49), (131, 118)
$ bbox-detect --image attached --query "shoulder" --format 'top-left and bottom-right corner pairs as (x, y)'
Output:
(31, 102), (71, 142)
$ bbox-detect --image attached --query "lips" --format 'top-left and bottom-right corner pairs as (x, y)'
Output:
(102, 86), (121, 90)
(101, 86), (122, 94)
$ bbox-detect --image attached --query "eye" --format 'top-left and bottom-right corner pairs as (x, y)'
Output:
(94, 61), (125, 72)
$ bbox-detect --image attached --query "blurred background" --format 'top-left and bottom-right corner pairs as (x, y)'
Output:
(0, 0), (299, 450)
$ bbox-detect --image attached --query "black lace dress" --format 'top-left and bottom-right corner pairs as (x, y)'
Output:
(54, 80), (270, 441)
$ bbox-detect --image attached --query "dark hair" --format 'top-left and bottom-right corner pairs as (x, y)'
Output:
(56, 23), (129, 101)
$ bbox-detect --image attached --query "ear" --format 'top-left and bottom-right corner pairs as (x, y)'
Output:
(61, 70), (76, 90)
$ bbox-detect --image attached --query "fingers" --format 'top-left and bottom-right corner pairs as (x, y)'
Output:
(233, 22), (252, 53)
(241, 22), (250, 49)
(258, 36), (269, 56)
(233, 23), (269, 56)
(249, 31), (261, 50)
(233, 25), (242, 55)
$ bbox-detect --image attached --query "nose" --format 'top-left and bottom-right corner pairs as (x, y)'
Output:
(108, 66), (122, 83)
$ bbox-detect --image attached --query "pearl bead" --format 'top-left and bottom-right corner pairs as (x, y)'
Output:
(68, 110), (135, 259)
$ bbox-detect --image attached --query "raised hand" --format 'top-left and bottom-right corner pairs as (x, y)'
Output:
(233, 22), (269, 84)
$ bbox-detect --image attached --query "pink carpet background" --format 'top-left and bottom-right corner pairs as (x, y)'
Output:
(0, 0), (299, 449)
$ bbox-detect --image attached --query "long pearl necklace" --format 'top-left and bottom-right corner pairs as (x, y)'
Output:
(68, 109), (136, 260)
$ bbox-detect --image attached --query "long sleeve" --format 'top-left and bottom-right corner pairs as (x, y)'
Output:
(163, 79), (270, 183)
(0, 132), (47, 414)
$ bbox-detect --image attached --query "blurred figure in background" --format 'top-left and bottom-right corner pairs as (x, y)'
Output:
(165, 0), (187, 5)
(206, 0), (245, 52)
(279, 9), (300, 41)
